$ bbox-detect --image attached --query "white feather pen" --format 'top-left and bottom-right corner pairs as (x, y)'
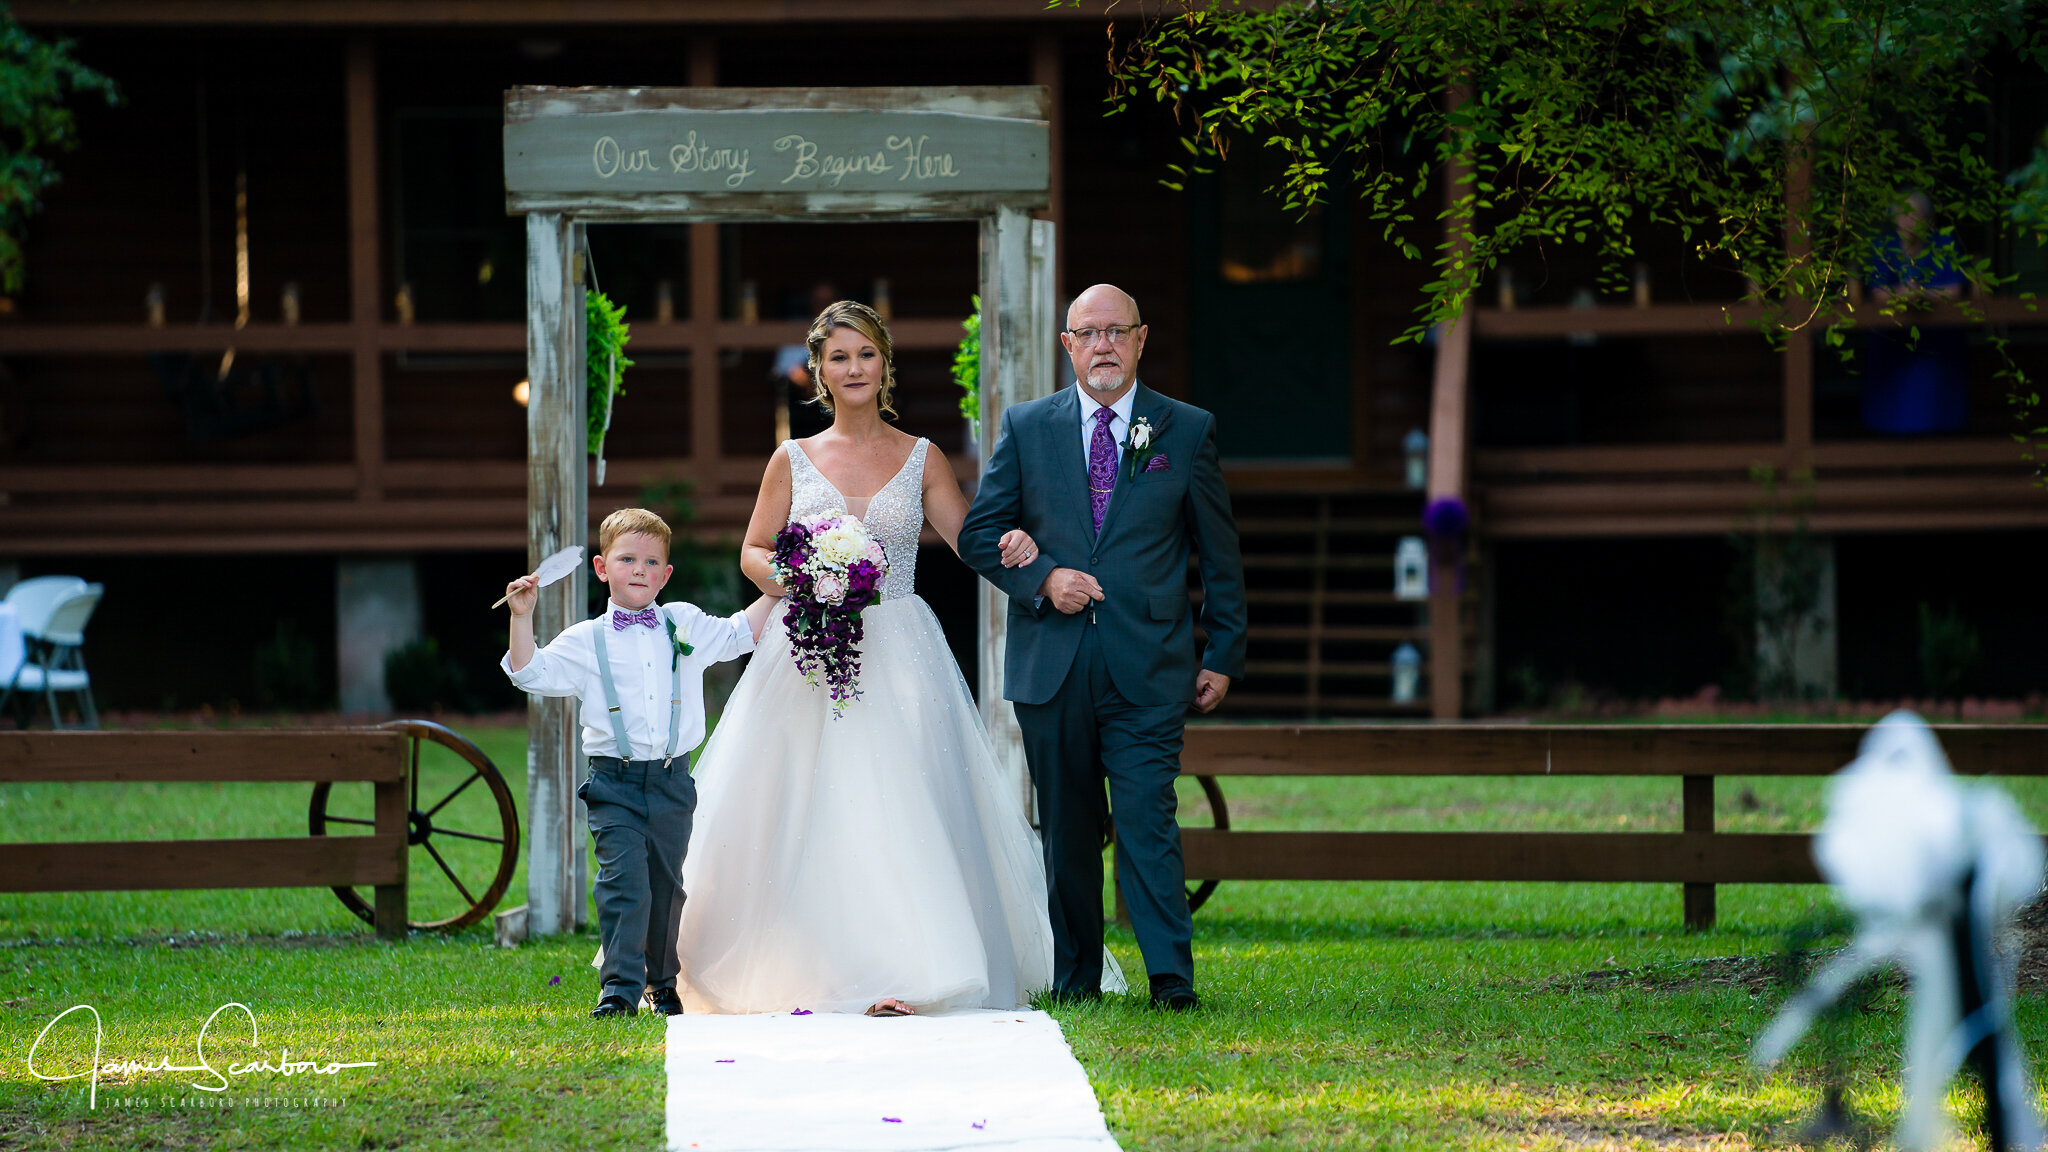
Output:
(490, 545), (586, 608)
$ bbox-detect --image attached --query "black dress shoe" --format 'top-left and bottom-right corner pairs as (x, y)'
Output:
(1149, 984), (1199, 1011)
(591, 995), (637, 1018)
(1033, 987), (1103, 1009)
(644, 987), (683, 1016)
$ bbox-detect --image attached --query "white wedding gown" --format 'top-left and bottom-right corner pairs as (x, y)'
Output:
(674, 437), (1074, 1014)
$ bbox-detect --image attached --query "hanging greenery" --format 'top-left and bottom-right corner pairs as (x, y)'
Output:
(1083, 0), (2048, 467)
(952, 295), (981, 423)
(0, 9), (119, 293)
(586, 288), (632, 460)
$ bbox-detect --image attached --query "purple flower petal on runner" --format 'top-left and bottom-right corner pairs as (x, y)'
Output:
(790, 1009), (812, 1016)
(882, 1118), (902, 1124)
(972, 1120), (986, 1130)
(547, 976), (561, 986)
(715, 1059), (735, 1064)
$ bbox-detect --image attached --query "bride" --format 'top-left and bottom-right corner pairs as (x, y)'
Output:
(676, 299), (1075, 1016)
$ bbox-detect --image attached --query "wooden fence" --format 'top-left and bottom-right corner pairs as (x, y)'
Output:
(0, 730), (410, 939)
(1177, 724), (2048, 930)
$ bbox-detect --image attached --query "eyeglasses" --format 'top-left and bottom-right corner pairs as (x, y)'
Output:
(1064, 324), (1140, 347)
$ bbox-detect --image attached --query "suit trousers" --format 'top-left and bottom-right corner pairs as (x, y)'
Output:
(578, 755), (695, 1005)
(1014, 624), (1194, 996)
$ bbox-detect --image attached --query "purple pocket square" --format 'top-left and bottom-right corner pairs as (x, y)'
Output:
(1144, 454), (1171, 473)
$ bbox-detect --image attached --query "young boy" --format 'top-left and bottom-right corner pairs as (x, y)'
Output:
(503, 507), (771, 1019)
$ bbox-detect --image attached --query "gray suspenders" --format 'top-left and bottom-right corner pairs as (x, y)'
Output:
(592, 610), (685, 766)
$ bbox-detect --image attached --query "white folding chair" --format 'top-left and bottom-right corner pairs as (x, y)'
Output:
(5, 575), (88, 638)
(2, 584), (102, 729)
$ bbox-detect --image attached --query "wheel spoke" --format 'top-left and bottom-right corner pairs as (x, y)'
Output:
(409, 737), (421, 811)
(422, 839), (478, 906)
(431, 826), (504, 846)
(320, 815), (377, 827)
(423, 770), (484, 819)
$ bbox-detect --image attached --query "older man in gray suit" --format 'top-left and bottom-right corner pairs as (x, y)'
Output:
(961, 283), (1247, 1008)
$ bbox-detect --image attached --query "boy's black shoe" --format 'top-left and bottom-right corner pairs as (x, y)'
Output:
(591, 995), (637, 1018)
(644, 987), (684, 1016)
(1148, 980), (1199, 1011)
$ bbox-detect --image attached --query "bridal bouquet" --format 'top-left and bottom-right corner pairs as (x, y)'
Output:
(771, 511), (888, 716)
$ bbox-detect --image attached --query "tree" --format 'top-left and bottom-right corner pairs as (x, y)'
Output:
(0, 3), (117, 294)
(1089, 0), (2048, 447)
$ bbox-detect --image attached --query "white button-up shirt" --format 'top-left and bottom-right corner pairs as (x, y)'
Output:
(502, 599), (755, 760)
(1077, 382), (1137, 469)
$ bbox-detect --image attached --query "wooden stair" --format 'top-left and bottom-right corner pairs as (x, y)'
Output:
(1202, 490), (1477, 719)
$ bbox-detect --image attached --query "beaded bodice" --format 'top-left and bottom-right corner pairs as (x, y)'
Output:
(785, 437), (927, 602)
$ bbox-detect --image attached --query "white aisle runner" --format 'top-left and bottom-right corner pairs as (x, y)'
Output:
(665, 1010), (1123, 1152)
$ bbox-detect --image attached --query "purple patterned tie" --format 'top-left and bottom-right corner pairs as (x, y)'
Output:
(611, 607), (660, 630)
(1088, 406), (1117, 535)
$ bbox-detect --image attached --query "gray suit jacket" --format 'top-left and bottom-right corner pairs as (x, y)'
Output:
(961, 382), (1247, 707)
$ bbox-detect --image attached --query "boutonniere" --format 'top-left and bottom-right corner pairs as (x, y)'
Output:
(1121, 416), (1156, 480)
(663, 611), (694, 666)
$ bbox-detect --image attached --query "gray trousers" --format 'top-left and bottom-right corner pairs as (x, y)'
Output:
(578, 755), (695, 1005)
(1014, 625), (1194, 997)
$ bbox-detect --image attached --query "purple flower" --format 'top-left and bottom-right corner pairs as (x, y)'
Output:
(790, 1009), (812, 1016)
(547, 976), (561, 987)
(882, 1118), (902, 1124)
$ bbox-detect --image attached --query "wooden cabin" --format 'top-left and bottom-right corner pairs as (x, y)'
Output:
(3, 2), (2044, 717)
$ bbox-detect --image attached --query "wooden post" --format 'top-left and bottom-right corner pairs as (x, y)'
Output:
(1032, 31), (1064, 296)
(1783, 123), (1815, 456)
(1682, 774), (1716, 931)
(687, 38), (722, 485)
(373, 753), (408, 940)
(1426, 82), (1475, 721)
(345, 36), (382, 503)
(978, 208), (1056, 818)
(525, 211), (587, 937)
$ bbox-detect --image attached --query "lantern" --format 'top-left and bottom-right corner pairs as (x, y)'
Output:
(1394, 536), (1429, 601)
(1391, 643), (1421, 704)
(1402, 429), (1429, 490)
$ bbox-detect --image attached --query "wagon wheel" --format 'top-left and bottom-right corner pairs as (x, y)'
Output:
(1186, 775), (1229, 914)
(309, 720), (521, 932)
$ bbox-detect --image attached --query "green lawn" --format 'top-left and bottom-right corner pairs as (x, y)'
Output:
(2, 719), (2041, 1149)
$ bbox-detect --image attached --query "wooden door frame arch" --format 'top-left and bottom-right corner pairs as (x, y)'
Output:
(505, 85), (1055, 935)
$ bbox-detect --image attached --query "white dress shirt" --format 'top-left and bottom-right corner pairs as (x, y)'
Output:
(502, 599), (755, 761)
(1077, 382), (1137, 467)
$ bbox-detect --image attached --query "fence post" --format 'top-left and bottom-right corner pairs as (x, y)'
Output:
(374, 750), (409, 941)
(1682, 774), (1715, 931)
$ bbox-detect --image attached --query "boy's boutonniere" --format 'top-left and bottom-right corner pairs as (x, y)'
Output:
(663, 611), (694, 666)
(1121, 416), (1156, 480)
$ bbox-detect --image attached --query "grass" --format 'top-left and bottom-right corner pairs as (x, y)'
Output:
(3, 720), (2045, 1149)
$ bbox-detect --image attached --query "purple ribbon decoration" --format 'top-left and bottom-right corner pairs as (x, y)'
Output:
(1422, 496), (1470, 593)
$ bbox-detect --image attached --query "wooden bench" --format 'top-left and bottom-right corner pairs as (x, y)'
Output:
(1177, 723), (2048, 930)
(0, 730), (410, 939)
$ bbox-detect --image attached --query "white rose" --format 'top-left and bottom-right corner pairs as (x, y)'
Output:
(1130, 418), (1154, 451)
(813, 572), (848, 606)
(815, 525), (866, 567)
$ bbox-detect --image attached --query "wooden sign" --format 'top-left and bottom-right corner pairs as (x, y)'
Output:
(504, 86), (1049, 219)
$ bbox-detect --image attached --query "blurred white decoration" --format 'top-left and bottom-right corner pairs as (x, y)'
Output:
(1753, 711), (2045, 1152)
(1402, 428), (1429, 490)
(1390, 642), (1421, 704)
(1394, 536), (1429, 602)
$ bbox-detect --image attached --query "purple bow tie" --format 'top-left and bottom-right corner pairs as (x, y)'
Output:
(611, 607), (660, 630)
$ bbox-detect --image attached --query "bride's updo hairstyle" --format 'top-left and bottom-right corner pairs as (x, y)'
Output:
(804, 300), (899, 419)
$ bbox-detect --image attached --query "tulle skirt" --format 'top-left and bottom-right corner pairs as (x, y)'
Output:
(676, 595), (1057, 1014)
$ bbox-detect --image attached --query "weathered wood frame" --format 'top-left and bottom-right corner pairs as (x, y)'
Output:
(0, 730), (411, 940)
(1180, 723), (2048, 931)
(507, 85), (1055, 935)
